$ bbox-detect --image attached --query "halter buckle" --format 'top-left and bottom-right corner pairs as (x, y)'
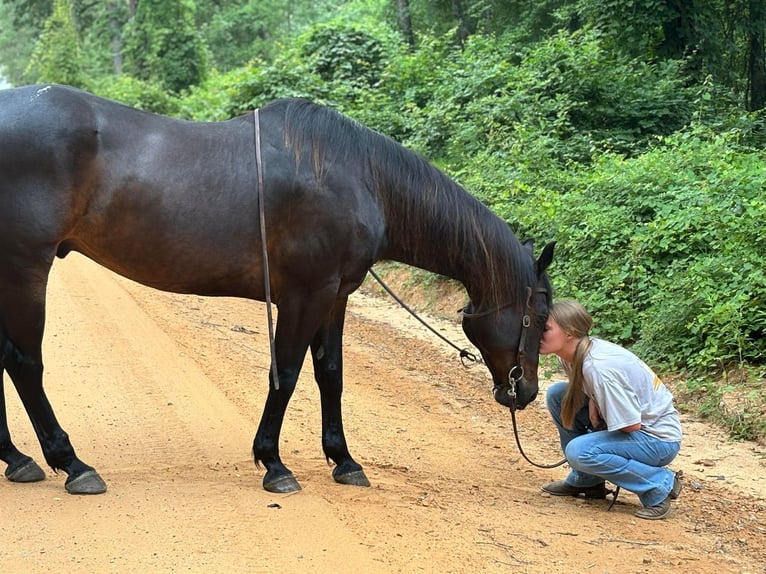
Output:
(508, 365), (523, 384)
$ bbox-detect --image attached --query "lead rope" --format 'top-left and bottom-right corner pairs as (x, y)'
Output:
(507, 378), (620, 509)
(253, 109), (279, 391)
(509, 409), (568, 469)
(367, 269), (480, 366)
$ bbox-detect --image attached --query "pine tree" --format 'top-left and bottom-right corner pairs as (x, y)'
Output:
(24, 0), (85, 87)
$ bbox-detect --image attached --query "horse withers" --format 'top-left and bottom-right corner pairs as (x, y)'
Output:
(0, 84), (554, 494)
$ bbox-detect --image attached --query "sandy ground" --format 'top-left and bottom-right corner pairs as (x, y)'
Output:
(1, 253), (764, 574)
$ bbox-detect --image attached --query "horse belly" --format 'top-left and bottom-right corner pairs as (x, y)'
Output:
(63, 214), (261, 299)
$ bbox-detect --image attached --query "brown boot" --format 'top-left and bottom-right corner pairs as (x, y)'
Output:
(635, 497), (671, 520)
(669, 471), (682, 500)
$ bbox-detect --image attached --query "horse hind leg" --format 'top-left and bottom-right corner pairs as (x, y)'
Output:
(0, 268), (106, 494)
(0, 368), (46, 482)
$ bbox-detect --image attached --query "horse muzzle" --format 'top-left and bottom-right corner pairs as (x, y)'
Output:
(493, 384), (517, 409)
(493, 380), (538, 410)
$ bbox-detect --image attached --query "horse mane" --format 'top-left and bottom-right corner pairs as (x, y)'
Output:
(266, 98), (535, 309)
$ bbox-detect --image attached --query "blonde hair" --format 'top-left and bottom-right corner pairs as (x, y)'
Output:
(550, 300), (593, 428)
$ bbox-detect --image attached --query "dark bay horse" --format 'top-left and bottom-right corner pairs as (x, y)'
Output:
(0, 84), (554, 495)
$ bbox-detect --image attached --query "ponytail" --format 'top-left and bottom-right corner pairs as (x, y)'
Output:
(561, 336), (592, 428)
(548, 300), (593, 429)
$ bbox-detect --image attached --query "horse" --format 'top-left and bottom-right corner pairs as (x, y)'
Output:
(0, 84), (554, 495)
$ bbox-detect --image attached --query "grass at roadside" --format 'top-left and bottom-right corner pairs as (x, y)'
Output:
(670, 369), (766, 445)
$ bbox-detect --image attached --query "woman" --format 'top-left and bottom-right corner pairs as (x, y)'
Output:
(539, 300), (683, 520)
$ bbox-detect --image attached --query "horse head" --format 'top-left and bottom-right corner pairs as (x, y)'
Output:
(461, 241), (555, 411)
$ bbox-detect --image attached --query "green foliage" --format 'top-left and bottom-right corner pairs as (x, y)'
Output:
(197, 1), (284, 69)
(76, 1), (131, 79)
(123, 0), (208, 94)
(176, 67), (258, 121)
(0, 1), (38, 84)
(503, 124), (766, 373)
(177, 20), (400, 123)
(197, 0), (381, 72)
(89, 74), (181, 116)
(571, 0), (674, 55)
(301, 25), (386, 88)
(24, 0), (86, 87)
(199, 56), (328, 118)
(501, 31), (693, 157)
(369, 30), (695, 171)
(630, 132), (766, 370)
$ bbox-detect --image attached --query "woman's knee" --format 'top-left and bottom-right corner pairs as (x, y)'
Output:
(564, 435), (600, 471)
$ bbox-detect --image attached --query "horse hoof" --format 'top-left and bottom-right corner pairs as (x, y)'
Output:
(5, 459), (46, 483)
(264, 474), (302, 493)
(65, 470), (107, 495)
(334, 469), (371, 487)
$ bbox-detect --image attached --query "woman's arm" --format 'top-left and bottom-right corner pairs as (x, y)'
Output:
(619, 422), (642, 432)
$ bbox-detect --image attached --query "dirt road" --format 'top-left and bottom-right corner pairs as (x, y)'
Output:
(1, 254), (764, 573)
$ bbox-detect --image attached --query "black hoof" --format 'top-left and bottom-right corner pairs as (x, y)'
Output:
(264, 473), (302, 493)
(65, 470), (107, 495)
(334, 469), (371, 487)
(5, 459), (46, 483)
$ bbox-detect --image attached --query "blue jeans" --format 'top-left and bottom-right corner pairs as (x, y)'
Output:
(546, 381), (681, 507)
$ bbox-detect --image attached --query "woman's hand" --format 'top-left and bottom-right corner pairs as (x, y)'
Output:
(588, 399), (606, 430)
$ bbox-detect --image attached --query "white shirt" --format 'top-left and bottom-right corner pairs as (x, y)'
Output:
(582, 338), (683, 442)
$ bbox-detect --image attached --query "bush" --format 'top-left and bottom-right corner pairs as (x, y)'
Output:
(91, 75), (180, 115)
(301, 25), (386, 88)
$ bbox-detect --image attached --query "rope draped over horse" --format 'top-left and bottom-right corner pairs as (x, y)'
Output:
(0, 84), (554, 494)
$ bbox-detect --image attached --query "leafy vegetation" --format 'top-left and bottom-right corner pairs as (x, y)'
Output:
(0, 0), (763, 441)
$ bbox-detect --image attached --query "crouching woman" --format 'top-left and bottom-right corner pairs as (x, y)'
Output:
(539, 300), (682, 520)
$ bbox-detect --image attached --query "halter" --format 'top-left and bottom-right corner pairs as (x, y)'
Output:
(462, 286), (548, 387)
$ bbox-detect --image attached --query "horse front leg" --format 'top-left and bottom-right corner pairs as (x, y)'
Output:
(253, 361), (304, 493)
(310, 297), (369, 487)
(0, 369), (46, 483)
(253, 286), (335, 493)
(253, 286), (362, 493)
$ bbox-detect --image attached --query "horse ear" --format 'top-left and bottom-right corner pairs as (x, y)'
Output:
(537, 241), (555, 275)
(522, 238), (535, 253)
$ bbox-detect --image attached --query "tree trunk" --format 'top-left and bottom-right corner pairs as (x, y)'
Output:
(395, 0), (415, 49)
(747, 0), (766, 110)
(108, 1), (122, 74)
(451, 0), (471, 47)
(659, 0), (689, 59)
